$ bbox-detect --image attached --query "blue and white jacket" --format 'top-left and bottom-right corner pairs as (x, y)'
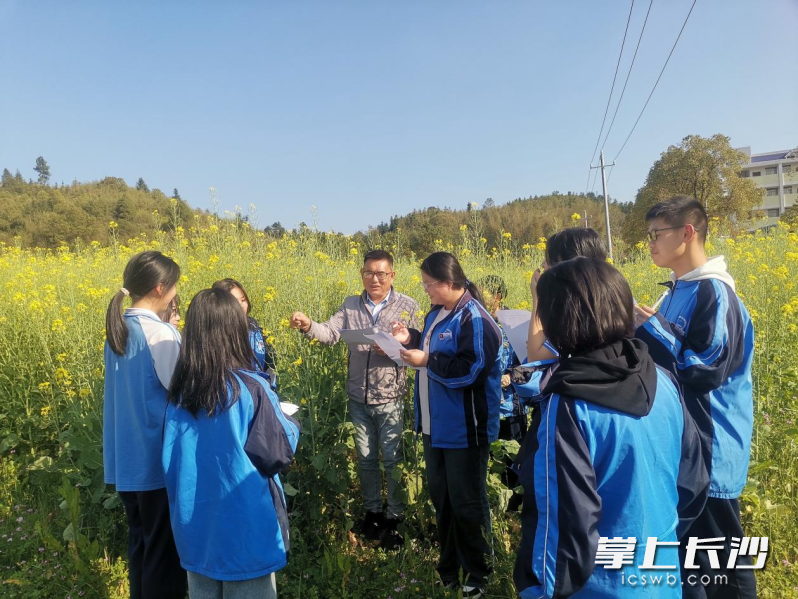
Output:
(162, 370), (300, 581)
(249, 316), (278, 389)
(406, 291), (503, 449)
(499, 330), (525, 419)
(636, 256), (754, 499)
(104, 308), (181, 491)
(513, 339), (708, 598)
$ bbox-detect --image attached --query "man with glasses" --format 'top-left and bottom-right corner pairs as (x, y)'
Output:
(290, 249), (420, 550)
(634, 196), (755, 598)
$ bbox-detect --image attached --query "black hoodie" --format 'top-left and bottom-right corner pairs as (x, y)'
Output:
(543, 338), (658, 417)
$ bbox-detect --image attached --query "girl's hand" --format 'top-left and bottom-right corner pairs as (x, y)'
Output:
(634, 305), (656, 329)
(530, 268), (542, 301)
(391, 321), (410, 344)
(399, 349), (428, 368)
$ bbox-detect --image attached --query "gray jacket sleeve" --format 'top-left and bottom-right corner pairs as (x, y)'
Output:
(306, 300), (347, 345)
(407, 299), (422, 331)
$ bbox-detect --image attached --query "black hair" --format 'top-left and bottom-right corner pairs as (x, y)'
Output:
(645, 195), (708, 242)
(363, 249), (394, 267)
(168, 288), (254, 417)
(160, 294), (181, 323)
(546, 228), (608, 266)
(536, 257), (634, 357)
(478, 275), (508, 300)
(420, 251), (486, 308)
(212, 278), (251, 315)
(106, 251), (181, 356)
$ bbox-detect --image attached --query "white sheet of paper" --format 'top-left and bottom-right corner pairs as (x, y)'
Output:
(364, 329), (406, 366)
(496, 309), (532, 363)
(280, 402), (300, 416)
(338, 327), (380, 346)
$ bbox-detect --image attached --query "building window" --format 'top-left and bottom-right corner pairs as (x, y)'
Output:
(740, 170), (749, 177)
(767, 208), (780, 217)
(766, 188), (779, 196)
(752, 171), (761, 177)
(765, 167), (777, 175)
(785, 186), (793, 194)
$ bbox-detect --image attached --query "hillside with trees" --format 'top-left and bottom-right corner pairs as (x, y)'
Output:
(356, 192), (631, 257)
(0, 158), (200, 247)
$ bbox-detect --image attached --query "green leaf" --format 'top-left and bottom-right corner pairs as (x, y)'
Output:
(62, 522), (75, 542)
(0, 433), (19, 453)
(282, 482), (298, 497)
(103, 494), (122, 510)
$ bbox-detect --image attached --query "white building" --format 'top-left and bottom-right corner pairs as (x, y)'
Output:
(738, 146), (798, 225)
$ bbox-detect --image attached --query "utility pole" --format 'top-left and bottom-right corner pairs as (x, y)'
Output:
(590, 150), (616, 261)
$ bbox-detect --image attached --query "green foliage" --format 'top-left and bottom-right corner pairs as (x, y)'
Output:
(33, 157), (50, 185)
(0, 175), (202, 247)
(362, 193), (628, 258)
(623, 134), (765, 245)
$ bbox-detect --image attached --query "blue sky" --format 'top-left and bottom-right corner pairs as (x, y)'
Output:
(1, 1), (796, 234)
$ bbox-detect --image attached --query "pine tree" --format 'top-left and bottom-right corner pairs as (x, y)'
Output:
(34, 156), (50, 184)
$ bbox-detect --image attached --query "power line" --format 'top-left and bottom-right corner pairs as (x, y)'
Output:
(599, 0), (654, 154)
(584, 0), (636, 195)
(610, 0), (698, 165)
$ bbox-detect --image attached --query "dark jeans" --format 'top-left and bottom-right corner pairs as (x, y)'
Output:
(423, 435), (493, 588)
(680, 497), (757, 599)
(119, 488), (187, 599)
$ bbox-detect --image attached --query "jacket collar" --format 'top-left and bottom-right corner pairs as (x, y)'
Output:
(430, 289), (473, 316)
(360, 287), (396, 306)
(659, 255), (736, 292)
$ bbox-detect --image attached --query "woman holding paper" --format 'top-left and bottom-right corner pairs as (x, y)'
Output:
(393, 252), (503, 599)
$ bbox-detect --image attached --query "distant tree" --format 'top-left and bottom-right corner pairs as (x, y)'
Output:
(34, 156), (50, 184)
(264, 221), (286, 237)
(172, 188), (181, 200)
(782, 203), (798, 227)
(136, 178), (149, 192)
(1, 168), (13, 186)
(484, 198), (495, 208)
(623, 134), (764, 244)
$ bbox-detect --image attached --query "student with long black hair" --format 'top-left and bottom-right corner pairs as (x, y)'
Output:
(393, 252), (503, 599)
(103, 250), (186, 599)
(163, 288), (299, 598)
(513, 258), (707, 598)
(213, 278), (278, 388)
(526, 228), (608, 362)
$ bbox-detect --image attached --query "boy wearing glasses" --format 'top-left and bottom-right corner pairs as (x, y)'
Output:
(290, 249), (420, 550)
(634, 195), (756, 598)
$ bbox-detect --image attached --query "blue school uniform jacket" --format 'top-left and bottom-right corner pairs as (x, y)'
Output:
(513, 339), (708, 598)
(635, 257), (754, 499)
(498, 330), (525, 419)
(103, 309), (181, 491)
(248, 316), (277, 388)
(407, 291), (503, 448)
(162, 370), (300, 581)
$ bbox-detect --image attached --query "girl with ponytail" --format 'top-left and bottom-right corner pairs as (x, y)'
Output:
(392, 251), (503, 598)
(103, 250), (186, 599)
